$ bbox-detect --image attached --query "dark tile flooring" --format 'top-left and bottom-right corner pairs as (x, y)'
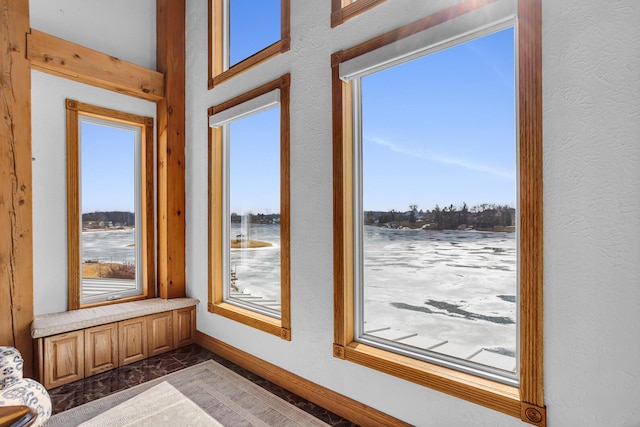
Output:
(48, 344), (358, 426)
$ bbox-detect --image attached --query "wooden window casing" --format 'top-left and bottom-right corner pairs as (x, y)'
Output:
(331, 1), (544, 425)
(208, 0), (290, 89)
(208, 74), (291, 340)
(331, 0), (387, 28)
(66, 100), (155, 310)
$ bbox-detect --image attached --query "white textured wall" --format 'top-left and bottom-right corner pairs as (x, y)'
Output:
(30, 1), (157, 315)
(185, 0), (640, 426)
(29, 0), (156, 69)
(543, 1), (640, 425)
(31, 71), (156, 315)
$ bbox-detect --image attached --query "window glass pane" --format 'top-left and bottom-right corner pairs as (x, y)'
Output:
(359, 28), (516, 373)
(229, 0), (281, 67)
(80, 119), (140, 303)
(228, 107), (281, 315)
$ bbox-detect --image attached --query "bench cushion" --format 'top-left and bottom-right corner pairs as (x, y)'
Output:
(31, 298), (199, 339)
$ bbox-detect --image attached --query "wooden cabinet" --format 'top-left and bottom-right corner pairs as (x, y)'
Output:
(37, 306), (197, 388)
(85, 323), (118, 377)
(119, 317), (148, 366)
(43, 330), (84, 389)
(174, 306), (196, 347)
(147, 311), (174, 357)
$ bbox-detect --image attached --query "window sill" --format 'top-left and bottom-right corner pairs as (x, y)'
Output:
(209, 39), (290, 89)
(333, 341), (545, 426)
(209, 301), (291, 340)
(79, 294), (147, 310)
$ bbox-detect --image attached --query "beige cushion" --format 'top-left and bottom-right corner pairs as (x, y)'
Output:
(31, 298), (199, 338)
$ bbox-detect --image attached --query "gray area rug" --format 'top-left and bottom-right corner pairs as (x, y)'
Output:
(46, 361), (329, 426)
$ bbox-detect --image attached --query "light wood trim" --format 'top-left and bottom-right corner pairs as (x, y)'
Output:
(208, 126), (223, 311)
(345, 343), (521, 417)
(208, 0), (223, 89)
(331, 0), (387, 28)
(332, 1), (545, 425)
(84, 323), (118, 377)
(197, 332), (410, 427)
(0, 0), (34, 377)
(66, 99), (155, 310)
(208, 0), (290, 89)
(331, 62), (355, 347)
(27, 29), (164, 102)
(279, 74), (291, 335)
(142, 117), (156, 299)
(66, 100), (81, 310)
(211, 303), (284, 338)
(517, 0), (544, 424)
(208, 75), (291, 340)
(157, 0), (186, 299)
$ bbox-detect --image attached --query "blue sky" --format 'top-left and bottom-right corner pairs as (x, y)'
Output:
(229, 107), (280, 214)
(81, 121), (135, 213)
(81, 7), (515, 216)
(362, 27), (516, 212)
(229, 0), (280, 66)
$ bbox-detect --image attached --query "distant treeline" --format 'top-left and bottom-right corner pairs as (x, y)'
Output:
(82, 211), (135, 227)
(365, 203), (515, 230)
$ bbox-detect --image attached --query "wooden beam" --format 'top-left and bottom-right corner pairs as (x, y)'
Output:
(156, 0), (186, 299)
(0, 0), (34, 376)
(27, 29), (164, 102)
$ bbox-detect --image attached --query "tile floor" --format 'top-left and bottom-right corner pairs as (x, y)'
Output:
(47, 344), (358, 426)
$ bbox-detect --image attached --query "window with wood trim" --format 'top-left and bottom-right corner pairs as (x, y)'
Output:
(208, 75), (291, 340)
(209, 0), (290, 88)
(66, 100), (155, 310)
(331, 0), (386, 28)
(332, 1), (544, 425)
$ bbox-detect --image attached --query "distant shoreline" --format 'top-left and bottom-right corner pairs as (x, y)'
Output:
(230, 239), (273, 249)
(82, 227), (134, 232)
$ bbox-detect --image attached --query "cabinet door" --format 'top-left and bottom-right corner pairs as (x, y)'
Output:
(43, 330), (84, 388)
(85, 323), (118, 377)
(147, 311), (174, 357)
(174, 306), (196, 347)
(119, 317), (148, 366)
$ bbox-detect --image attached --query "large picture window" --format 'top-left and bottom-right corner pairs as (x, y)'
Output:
(356, 24), (518, 380)
(208, 75), (291, 340)
(332, 0), (544, 424)
(66, 100), (155, 309)
(209, 0), (290, 88)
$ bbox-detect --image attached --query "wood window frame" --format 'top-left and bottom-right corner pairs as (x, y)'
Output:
(66, 99), (155, 310)
(331, 0), (387, 28)
(331, 1), (544, 426)
(208, 74), (291, 340)
(208, 0), (291, 89)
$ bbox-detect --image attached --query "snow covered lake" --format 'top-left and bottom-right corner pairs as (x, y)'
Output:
(83, 224), (517, 371)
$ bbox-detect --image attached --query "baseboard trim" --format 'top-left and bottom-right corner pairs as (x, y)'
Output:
(196, 331), (409, 427)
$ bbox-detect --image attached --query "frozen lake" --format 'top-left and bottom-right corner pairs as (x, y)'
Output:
(83, 225), (517, 370)
(362, 226), (516, 365)
(82, 229), (135, 263)
(229, 224), (282, 305)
